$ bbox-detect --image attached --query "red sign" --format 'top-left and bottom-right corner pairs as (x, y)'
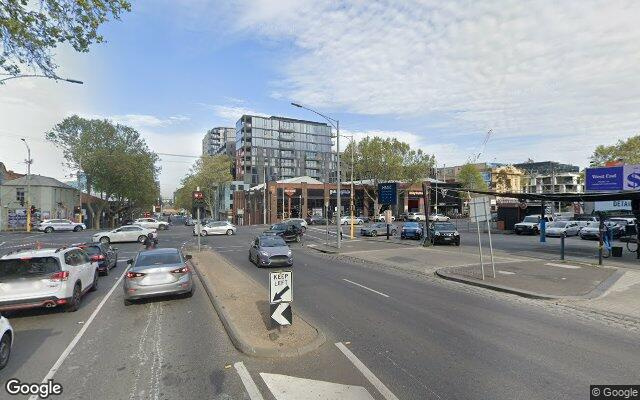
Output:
(284, 189), (297, 196)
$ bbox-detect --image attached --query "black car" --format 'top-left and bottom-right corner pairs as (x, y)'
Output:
(264, 223), (303, 242)
(75, 242), (118, 275)
(429, 222), (460, 246)
(400, 222), (423, 240)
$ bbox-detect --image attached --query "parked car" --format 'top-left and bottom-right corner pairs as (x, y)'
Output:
(374, 215), (396, 222)
(37, 219), (86, 233)
(0, 247), (99, 312)
(264, 223), (303, 242)
(360, 222), (397, 237)
(427, 213), (450, 222)
(194, 221), (236, 236)
(307, 215), (327, 225)
(406, 212), (427, 222)
(285, 218), (308, 229)
(579, 221), (602, 240)
(429, 222), (460, 245)
(340, 216), (364, 225)
(123, 248), (193, 306)
(514, 215), (553, 235)
(133, 218), (170, 230)
(73, 242), (118, 276)
(249, 235), (293, 267)
(571, 215), (599, 230)
(184, 217), (196, 226)
(0, 314), (13, 370)
(92, 225), (156, 244)
(398, 212), (409, 221)
(400, 222), (423, 240)
(544, 221), (581, 237)
(606, 217), (637, 236)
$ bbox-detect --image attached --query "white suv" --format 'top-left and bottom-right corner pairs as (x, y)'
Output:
(133, 218), (170, 230)
(0, 247), (99, 313)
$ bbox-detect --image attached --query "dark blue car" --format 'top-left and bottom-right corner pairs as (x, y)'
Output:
(400, 222), (423, 240)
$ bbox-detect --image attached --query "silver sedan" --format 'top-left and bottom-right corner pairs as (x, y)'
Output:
(123, 248), (194, 305)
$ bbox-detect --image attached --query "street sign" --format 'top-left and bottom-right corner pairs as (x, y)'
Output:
(378, 182), (397, 205)
(269, 270), (292, 303)
(270, 303), (292, 326)
(469, 196), (491, 222)
(284, 188), (296, 196)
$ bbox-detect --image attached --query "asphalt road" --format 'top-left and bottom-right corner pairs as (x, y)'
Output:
(1, 225), (639, 399)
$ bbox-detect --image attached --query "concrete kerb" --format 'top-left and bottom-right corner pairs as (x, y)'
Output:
(435, 266), (626, 301)
(188, 247), (326, 358)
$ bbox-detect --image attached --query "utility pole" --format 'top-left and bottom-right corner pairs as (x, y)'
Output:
(263, 166), (267, 225)
(21, 139), (32, 232)
(336, 120), (341, 248)
(350, 136), (355, 239)
(434, 163), (439, 215)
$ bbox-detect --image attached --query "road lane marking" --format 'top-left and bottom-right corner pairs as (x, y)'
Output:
(342, 279), (390, 298)
(335, 342), (399, 400)
(29, 268), (128, 400)
(546, 262), (581, 269)
(498, 270), (516, 275)
(234, 362), (265, 400)
(260, 373), (374, 399)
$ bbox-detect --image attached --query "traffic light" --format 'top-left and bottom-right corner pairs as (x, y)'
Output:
(192, 191), (205, 206)
(30, 205), (36, 214)
(74, 206), (81, 214)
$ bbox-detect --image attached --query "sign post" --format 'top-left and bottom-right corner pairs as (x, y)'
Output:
(469, 195), (496, 279)
(193, 188), (204, 251)
(269, 270), (292, 327)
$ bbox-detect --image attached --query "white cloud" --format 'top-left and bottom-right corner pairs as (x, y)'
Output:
(200, 103), (269, 125)
(109, 114), (190, 128)
(226, 0), (640, 153)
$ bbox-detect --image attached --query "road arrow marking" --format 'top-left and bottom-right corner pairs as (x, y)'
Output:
(260, 373), (374, 400)
(270, 303), (292, 326)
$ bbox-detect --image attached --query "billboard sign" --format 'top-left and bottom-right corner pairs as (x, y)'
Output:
(594, 200), (632, 211)
(586, 164), (640, 191)
(378, 183), (397, 205)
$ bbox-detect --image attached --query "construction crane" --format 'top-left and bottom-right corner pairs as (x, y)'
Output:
(467, 129), (493, 164)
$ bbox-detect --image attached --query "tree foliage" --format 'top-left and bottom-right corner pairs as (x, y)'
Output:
(342, 136), (435, 214)
(174, 155), (233, 217)
(46, 115), (159, 226)
(590, 135), (640, 166)
(0, 0), (131, 77)
(458, 163), (488, 192)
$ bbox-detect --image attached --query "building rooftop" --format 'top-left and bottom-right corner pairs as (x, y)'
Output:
(1, 174), (76, 189)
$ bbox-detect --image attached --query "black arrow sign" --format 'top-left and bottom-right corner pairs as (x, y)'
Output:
(273, 285), (290, 302)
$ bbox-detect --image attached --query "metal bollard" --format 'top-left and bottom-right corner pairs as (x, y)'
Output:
(560, 235), (565, 260)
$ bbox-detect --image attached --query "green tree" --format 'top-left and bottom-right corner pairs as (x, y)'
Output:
(1, 0), (130, 79)
(342, 137), (434, 216)
(458, 163), (488, 192)
(46, 115), (159, 227)
(590, 135), (640, 166)
(174, 156), (233, 218)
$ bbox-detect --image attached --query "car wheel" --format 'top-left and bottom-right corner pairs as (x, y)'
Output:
(0, 332), (11, 370)
(295, 236), (301, 243)
(391, 229), (397, 235)
(73, 225), (82, 232)
(515, 231), (521, 235)
(89, 271), (98, 292)
(226, 229), (233, 235)
(66, 283), (82, 312)
(201, 230), (208, 236)
(124, 299), (132, 307)
(371, 230), (377, 237)
(102, 265), (109, 276)
(45, 227), (54, 233)
(137, 235), (147, 243)
(357, 220), (363, 225)
(455, 240), (460, 246)
(100, 236), (110, 244)
(183, 289), (194, 298)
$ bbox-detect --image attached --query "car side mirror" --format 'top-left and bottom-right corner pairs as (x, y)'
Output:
(127, 258), (134, 265)
(112, 247), (118, 251)
(185, 254), (192, 260)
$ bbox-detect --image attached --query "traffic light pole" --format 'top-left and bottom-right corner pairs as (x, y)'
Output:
(21, 139), (32, 232)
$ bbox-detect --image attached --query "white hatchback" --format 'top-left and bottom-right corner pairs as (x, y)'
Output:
(194, 221), (236, 236)
(133, 218), (170, 230)
(0, 314), (12, 370)
(0, 247), (99, 313)
(92, 225), (157, 244)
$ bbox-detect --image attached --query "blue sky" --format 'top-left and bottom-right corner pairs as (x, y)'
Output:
(2, 0), (639, 196)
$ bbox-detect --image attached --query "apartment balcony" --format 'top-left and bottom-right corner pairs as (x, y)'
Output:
(279, 133), (295, 141)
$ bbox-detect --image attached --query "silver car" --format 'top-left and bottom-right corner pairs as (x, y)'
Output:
(123, 248), (193, 305)
(545, 221), (581, 237)
(37, 219), (86, 233)
(193, 221), (236, 236)
(248, 235), (293, 267)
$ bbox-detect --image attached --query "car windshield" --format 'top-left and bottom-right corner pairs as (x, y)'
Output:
(585, 222), (600, 228)
(82, 246), (102, 256)
(136, 252), (181, 267)
(0, 257), (61, 281)
(271, 224), (288, 230)
(404, 222), (420, 228)
(260, 237), (287, 247)
(434, 223), (456, 230)
(523, 216), (539, 223)
(548, 222), (567, 228)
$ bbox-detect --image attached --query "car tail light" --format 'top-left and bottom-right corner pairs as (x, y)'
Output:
(90, 255), (105, 261)
(171, 265), (190, 274)
(126, 271), (146, 279)
(50, 271), (69, 281)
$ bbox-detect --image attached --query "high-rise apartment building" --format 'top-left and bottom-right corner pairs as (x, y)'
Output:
(202, 127), (235, 156)
(234, 115), (337, 185)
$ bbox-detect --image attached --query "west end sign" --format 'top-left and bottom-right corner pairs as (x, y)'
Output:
(586, 164), (640, 191)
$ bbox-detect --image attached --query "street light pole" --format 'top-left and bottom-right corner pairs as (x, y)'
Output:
(291, 102), (342, 249)
(21, 139), (32, 232)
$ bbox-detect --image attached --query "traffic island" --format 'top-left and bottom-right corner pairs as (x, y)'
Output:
(436, 260), (625, 300)
(189, 248), (325, 358)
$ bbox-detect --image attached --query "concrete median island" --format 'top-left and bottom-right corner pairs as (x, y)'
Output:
(189, 248), (325, 358)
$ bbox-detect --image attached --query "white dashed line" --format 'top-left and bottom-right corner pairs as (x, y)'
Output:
(335, 342), (399, 400)
(342, 279), (390, 298)
(234, 362), (265, 400)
